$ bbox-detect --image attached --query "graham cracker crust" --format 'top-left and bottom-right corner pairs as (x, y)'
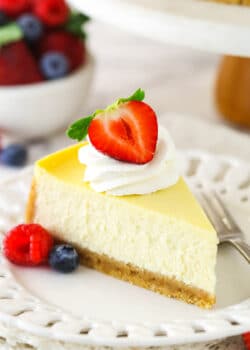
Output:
(77, 247), (215, 309)
(26, 178), (215, 309)
(26, 178), (36, 223)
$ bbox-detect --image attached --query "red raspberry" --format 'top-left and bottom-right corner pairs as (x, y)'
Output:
(243, 333), (250, 350)
(38, 31), (86, 71)
(0, 0), (31, 17)
(3, 224), (54, 266)
(0, 41), (43, 86)
(34, 0), (69, 27)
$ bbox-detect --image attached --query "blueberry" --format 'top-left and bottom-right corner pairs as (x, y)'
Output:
(17, 14), (43, 42)
(0, 11), (8, 26)
(49, 244), (80, 273)
(0, 144), (28, 167)
(40, 52), (69, 80)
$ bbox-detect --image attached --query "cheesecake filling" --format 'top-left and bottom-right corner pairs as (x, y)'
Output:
(78, 126), (180, 195)
(32, 167), (217, 296)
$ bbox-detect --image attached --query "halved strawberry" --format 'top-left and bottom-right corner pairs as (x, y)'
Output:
(88, 101), (157, 164)
(243, 332), (250, 350)
(67, 89), (158, 165)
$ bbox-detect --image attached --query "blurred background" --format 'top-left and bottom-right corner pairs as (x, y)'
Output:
(87, 21), (219, 122)
(0, 0), (250, 179)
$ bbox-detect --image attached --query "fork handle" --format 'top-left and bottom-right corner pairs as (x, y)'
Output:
(229, 238), (250, 264)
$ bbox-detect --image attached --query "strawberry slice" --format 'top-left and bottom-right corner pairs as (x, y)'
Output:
(88, 101), (157, 164)
(67, 89), (158, 165)
(243, 332), (250, 350)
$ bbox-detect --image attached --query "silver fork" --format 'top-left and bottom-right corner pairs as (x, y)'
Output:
(200, 191), (250, 264)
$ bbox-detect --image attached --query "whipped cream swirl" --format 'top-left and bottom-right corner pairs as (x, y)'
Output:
(78, 126), (180, 196)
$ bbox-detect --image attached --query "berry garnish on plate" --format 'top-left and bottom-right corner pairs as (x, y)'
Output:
(3, 224), (54, 266)
(243, 333), (250, 350)
(67, 89), (158, 165)
(49, 244), (80, 273)
(34, 0), (69, 27)
(0, 143), (28, 166)
(17, 14), (43, 42)
(40, 52), (69, 80)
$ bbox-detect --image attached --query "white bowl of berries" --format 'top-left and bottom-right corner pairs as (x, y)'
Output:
(0, 0), (95, 139)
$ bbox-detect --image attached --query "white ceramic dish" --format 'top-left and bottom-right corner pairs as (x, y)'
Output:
(0, 151), (249, 348)
(69, 0), (250, 57)
(0, 52), (95, 139)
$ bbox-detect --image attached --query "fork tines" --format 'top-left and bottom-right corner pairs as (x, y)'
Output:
(200, 190), (241, 239)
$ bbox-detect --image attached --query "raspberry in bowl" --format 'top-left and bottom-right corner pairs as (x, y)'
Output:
(0, 0), (95, 139)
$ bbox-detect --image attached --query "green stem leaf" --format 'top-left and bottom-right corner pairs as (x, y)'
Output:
(67, 115), (94, 141)
(67, 88), (145, 141)
(0, 23), (23, 47)
(64, 12), (90, 39)
(117, 88), (145, 104)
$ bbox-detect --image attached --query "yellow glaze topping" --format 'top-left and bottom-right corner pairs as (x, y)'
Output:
(37, 143), (216, 234)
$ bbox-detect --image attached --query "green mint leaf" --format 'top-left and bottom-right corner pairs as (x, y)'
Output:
(67, 89), (146, 142)
(0, 23), (23, 47)
(67, 115), (94, 141)
(65, 12), (90, 39)
(117, 88), (145, 104)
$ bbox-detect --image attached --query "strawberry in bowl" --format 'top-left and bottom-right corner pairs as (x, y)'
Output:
(0, 0), (95, 139)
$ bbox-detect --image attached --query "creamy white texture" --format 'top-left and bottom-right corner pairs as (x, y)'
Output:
(34, 167), (217, 295)
(78, 126), (180, 196)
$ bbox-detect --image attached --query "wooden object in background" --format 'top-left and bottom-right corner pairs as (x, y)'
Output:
(209, 0), (250, 5)
(215, 55), (250, 128)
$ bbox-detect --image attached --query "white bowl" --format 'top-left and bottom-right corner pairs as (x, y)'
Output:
(0, 52), (95, 139)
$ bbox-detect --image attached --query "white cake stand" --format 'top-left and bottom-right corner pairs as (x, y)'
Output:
(68, 0), (250, 57)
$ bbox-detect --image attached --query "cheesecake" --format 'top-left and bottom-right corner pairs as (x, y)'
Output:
(26, 89), (218, 308)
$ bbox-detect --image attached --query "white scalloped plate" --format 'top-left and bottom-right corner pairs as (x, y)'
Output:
(0, 151), (249, 348)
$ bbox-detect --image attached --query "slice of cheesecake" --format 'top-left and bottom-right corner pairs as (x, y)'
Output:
(26, 143), (218, 308)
